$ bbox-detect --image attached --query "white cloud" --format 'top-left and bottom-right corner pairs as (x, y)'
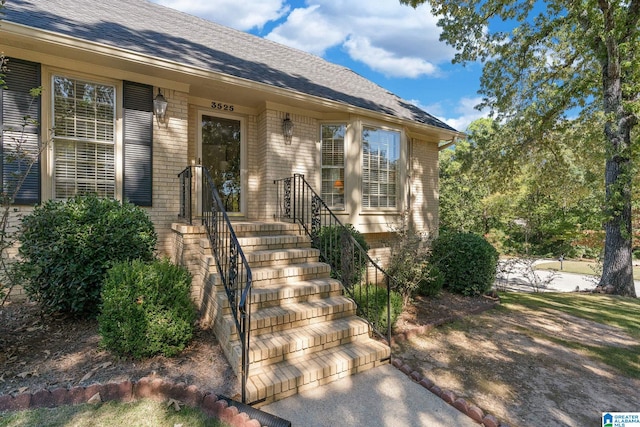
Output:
(344, 36), (437, 78)
(409, 97), (488, 132)
(344, 37), (437, 78)
(150, 0), (289, 31)
(265, 5), (347, 55)
(150, 0), (455, 78)
(445, 97), (489, 132)
(264, 0), (455, 78)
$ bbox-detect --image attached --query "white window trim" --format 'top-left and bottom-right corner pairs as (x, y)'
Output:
(320, 123), (347, 211)
(42, 68), (123, 202)
(360, 122), (405, 212)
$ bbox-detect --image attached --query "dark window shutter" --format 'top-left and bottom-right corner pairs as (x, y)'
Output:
(123, 81), (153, 206)
(0, 58), (41, 205)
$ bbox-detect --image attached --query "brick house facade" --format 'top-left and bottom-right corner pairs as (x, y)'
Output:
(0, 0), (461, 264)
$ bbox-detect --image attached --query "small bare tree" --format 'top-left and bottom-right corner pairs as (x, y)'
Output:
(0, 85), (46, 305)
(495, 257), (558, 293)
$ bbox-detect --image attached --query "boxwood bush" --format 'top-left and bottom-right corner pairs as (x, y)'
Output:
(429, 232), (499, 296)
(98, 259), (196, 358)
(16, 195), (157, 316)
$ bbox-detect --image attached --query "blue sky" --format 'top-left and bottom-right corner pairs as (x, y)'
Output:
(149, 0), (488, 132)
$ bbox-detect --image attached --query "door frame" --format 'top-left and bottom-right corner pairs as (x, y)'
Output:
(196, 109), (247, 217)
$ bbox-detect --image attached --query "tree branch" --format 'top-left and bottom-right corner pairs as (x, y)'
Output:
(623, 0), (640, 42)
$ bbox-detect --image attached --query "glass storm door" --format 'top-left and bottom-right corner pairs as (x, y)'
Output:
(200, 114), (242, 213)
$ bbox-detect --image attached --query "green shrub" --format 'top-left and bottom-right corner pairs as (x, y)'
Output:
(16, 195), (157, 316)
(430, 232), (499, 296)
(98, 259), (196, 358)
(417, 265), (445, 297)
(315, 224), (369, 286)
(350, 284), (403, 332)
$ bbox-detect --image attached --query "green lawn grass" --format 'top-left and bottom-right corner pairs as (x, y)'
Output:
(0, 399), (230, 427)
(499, 292), (640, 378)
(535, 259), (640, 280)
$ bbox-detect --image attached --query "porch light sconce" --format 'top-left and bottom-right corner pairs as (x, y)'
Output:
(153, 88), (168, 121)
(282, 113), (294, 144)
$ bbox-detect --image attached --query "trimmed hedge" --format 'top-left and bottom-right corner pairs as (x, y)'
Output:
(17, 195), (157, 316)
(430, 232), (499, 296)
(98, 259), (196, 359)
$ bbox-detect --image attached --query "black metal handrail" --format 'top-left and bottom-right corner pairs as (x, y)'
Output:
(178, 166), (252, 404)
(178, 166), (193, 225)
(274, 174), (393, 348)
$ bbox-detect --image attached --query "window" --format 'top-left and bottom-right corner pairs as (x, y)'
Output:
(53, 76), (116, 199)
(362, 126), (399, 209)
(321, 124), (345, 209)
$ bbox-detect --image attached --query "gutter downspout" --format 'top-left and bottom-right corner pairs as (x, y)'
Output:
(438, 136), (460, 151)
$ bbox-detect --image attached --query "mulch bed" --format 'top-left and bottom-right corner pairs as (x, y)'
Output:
(393, 291), (500, 342)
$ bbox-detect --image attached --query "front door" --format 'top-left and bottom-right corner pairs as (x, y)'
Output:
(199, 113), (243, 214)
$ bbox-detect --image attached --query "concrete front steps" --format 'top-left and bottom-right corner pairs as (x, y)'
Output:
(207, 221), (390, 406)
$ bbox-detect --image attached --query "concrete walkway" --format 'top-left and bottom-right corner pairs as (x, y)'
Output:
(260, 364), (479, 427)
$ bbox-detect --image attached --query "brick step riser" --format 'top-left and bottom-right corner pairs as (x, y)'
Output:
(219, 308), (357, 345)
(223, 321), (374, 375)
(202, 260), (322, 281)
(243, 330), (373, 372)
(240, 243), (312, 252)
(247, 255), (320, 269)
(245, 344), (391, 406)
(238, 234), (310, 246)
(231, 222), (303, 235)
(216, 289), (346, 315)
(202, 256), (324, 277)
(227, 332), (374, 375)
(205, 273), (334, 295)
(234, 229), (304, 238)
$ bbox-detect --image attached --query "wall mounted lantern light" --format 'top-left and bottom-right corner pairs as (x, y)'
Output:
(282, 113), (294, 144)
(153, 88), (168, 121)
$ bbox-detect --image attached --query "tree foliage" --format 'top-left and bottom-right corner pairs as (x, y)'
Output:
(440, 117), (606, 257)
(403, 0), (639, 296)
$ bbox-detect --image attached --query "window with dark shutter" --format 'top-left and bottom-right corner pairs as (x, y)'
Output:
(52, 76), (116, 199)
(0, 58), (41, 205)
(123, 81), (153, 206)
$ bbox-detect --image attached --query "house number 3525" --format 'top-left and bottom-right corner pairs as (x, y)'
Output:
(211, 102), (234, 111)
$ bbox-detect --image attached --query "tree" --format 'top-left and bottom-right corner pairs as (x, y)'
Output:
(403, 0), (639, 296)
(441, 117), (604, 257)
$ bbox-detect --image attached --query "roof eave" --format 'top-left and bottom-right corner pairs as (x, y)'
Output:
(1, 21), (460, 137)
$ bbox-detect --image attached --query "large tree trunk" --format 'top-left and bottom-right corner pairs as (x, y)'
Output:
(597, 33), (637, 297)
(598, 156), (636, 297)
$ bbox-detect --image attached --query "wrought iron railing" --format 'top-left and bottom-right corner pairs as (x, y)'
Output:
(178, 166), (194, 225)
(274, 174), (393, 349)
(178, 166), (253, 404)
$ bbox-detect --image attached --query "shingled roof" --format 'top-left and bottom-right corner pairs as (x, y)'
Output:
(3, 0), (457, 133)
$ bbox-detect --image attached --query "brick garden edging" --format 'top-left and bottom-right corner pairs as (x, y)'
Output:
(0, 377), (264, 427)
(390, 296), (508, 427)
(392, 296), (500, 344)
(391, 356), (508, 427)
